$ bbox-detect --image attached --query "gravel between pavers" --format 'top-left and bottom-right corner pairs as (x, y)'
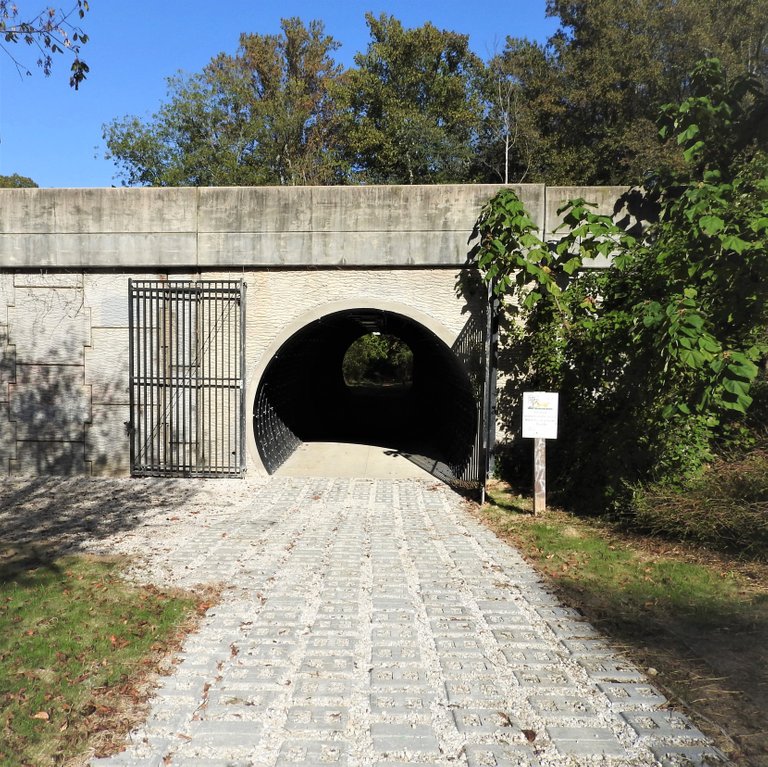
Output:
(0, 476), (730, 766)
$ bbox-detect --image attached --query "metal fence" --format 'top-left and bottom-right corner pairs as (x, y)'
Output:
(128, 280), (246, 477)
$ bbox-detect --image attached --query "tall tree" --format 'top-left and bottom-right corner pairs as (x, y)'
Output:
(473, 39), (553, 184)
(0, 1), (89, 87)
(104, 18), (347, 186)
(339, 14), (484, 184)
(497, 0), (768, 185)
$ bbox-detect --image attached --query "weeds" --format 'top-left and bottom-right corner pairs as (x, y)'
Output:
(631, 450), (768, 560)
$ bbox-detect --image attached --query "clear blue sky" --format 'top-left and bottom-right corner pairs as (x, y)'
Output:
(0, 1), (559, 187)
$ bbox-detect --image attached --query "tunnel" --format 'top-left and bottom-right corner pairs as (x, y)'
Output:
(253, 308), (481, 484)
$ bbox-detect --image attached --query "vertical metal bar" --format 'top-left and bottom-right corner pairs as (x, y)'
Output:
(240, 280), (247, 474)
(184, 283), (190, 474)
(183, 282), (188, 474)
(214, 282), (219, 474)
(170, 284), (176, 475)
(142, 283), (149, 473)
(152, 285), (159, 473)
(227, 281), (232, 475)
(128, 280), (136, 473)
(198, 283), (204, 473)
(206, 284), (212, 473)
(161, 284), (168, 472)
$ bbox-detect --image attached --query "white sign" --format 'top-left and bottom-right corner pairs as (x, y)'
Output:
(522, 392), (559, 439)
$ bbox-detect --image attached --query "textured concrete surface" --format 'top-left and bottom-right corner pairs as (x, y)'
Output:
(275, 443), (435, 480)
(83, 477), (725, 767)
(0, 185), (533, 268)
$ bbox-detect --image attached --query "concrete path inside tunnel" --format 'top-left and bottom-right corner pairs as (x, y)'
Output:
(274, 442), (440, 480)
(80, 475), (725, 767)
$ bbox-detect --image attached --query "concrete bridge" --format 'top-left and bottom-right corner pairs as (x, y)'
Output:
(0, 184), (623, 481)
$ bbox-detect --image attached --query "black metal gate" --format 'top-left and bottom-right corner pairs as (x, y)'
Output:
(128, 280), (246, 477)
(450, 280), (499, 497)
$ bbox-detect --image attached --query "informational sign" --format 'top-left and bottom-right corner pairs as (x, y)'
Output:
(522, 392), (559, 440)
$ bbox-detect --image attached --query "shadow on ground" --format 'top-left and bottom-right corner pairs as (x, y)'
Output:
(0, 477), (208, 581)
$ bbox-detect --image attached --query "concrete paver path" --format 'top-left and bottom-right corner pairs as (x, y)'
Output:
(87, 477), (726, 767)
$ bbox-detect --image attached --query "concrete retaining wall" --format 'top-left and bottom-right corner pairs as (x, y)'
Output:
(0, 184), (626, 477)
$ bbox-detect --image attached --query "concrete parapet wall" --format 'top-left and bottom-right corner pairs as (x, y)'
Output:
(0, 184), (557, 269)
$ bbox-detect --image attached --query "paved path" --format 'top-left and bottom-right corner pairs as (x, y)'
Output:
(90, 477), (725, 767)
(276, 443), (434, 479)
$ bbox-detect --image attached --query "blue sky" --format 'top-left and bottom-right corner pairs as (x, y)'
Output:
(0, 1), (558, 187)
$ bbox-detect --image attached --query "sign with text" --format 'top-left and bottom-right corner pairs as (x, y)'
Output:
(522, 392), (559, 439)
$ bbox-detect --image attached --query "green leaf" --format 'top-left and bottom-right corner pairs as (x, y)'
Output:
(699, 215), (724, 235)
(683, 140), (706, 162)
(678, 349), (706, 368)
(720, 234), (751, 253)
(677, 123), (700, 143)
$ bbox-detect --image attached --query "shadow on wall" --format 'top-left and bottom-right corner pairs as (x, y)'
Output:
(5, 329), (130, 477)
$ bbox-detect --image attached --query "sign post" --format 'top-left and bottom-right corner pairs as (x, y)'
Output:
(522, 392), (559, 515)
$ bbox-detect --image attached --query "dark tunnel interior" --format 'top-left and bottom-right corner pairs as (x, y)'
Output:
(253, 309), (479, 480)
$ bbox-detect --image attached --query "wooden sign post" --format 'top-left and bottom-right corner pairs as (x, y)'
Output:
(522, 392), (559, 515)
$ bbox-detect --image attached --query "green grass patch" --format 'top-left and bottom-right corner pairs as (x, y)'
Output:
(0, 546), (199, 767)
(483, 483), (764, 631)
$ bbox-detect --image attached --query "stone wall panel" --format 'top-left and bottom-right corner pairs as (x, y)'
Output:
(11, 441), (87, 476)
(9, 286), (90, 365)
(86, 328), (129, 405)
(9, 365), (90, 441)
(86, 405), (130, 476)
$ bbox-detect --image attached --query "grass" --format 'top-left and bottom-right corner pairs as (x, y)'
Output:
(0, 546), (204, 767)
(479, 481), (768, 766)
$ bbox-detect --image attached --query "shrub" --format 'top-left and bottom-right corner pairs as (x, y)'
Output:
(631, 450), (768, 559)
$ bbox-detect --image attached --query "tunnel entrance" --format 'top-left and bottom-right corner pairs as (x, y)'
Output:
(253, 308), (483, 486)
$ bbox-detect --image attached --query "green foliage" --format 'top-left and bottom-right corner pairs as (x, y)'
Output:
(473, 60), (768, 510)
(0, 1), (89, 88)
(339, 13), (484, 184)
(342, 333), (413, 386)
(0, 173), (37, 188)
(104, 18), (347, 187)
(482, 0), (768, 184)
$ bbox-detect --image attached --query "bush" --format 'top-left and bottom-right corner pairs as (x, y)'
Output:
(631, 450), (768, 559)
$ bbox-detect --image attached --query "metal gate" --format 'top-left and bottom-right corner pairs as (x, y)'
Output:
(128, 280), (246, 477)
(450, 280), (499, 497)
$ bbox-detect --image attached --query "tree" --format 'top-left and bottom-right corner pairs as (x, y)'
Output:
(339, 13), (484, 184)
(471, 60), (768, 511)
(104, 18), (347, 186)
(498, 0), (768, 185)
(0, 1), (89, 88)
(0, 173), (38, 187)
(473, 40), (552, 184)
(342, 333), (413, 386)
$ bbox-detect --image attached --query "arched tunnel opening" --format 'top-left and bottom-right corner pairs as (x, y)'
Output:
(253, 309), (480, 484)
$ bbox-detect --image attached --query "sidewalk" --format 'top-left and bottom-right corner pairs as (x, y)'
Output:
(86, 476), (726, 767)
